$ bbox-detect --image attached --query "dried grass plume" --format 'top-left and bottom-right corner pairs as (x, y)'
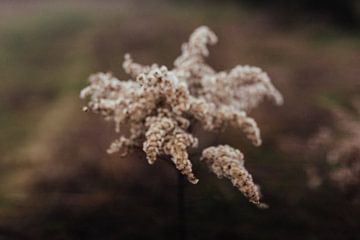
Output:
(80, 26), (283, 207)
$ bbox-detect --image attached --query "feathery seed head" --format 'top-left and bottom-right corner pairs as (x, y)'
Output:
(81, 26), (282, 206)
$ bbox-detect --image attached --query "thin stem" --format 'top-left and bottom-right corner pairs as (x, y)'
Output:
(177, 171), (187, 240)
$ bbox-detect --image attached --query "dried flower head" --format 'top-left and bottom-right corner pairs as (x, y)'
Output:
(80, 26), (283, 206)
(306, 98), (360, 194)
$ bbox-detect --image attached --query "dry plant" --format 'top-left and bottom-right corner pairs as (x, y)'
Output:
(306, 98), (360, 194)
(80, 26), (283, 207)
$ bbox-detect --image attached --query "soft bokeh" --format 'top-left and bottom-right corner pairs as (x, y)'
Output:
(0, 1), (359, 239)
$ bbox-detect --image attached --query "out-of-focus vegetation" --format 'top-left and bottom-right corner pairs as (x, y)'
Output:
(0, 1), (359, 239)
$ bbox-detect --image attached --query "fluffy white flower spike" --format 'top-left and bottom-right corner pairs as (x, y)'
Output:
(81, 26), (283, 206)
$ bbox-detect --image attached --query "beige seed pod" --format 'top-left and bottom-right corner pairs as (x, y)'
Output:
(201, 145), (266, 207)
(143, 116), (176, 164)
(201, 65), (283, 112)
(107, 136), (134, 156)
(163, 128), (199, 184)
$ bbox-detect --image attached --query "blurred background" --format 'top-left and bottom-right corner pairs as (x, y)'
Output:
(0, 0), (359, 239)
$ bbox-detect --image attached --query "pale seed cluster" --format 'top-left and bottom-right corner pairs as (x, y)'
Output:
(80, 26), (283, 206)
(327, 102), (360, 189)
(306, 98), (360, 192)
(201, 145), (267, 207)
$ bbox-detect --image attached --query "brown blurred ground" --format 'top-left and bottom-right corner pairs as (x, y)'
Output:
(0, 1), (359, 239)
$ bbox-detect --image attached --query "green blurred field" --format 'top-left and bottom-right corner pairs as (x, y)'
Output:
(0, 1), (359, 239)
